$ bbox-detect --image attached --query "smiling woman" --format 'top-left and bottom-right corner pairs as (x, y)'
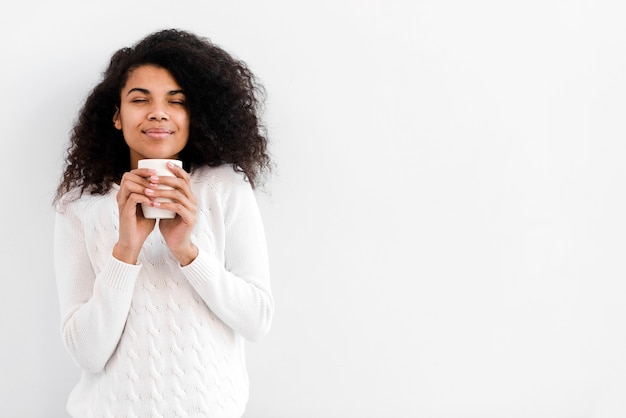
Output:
(52, 29), (273, 418)
(113, 65), (190, 168)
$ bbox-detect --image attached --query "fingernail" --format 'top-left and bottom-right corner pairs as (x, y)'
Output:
(145, 188), (154, 195)
(152, 201), (161, 207)
(150, 175), (159, 182)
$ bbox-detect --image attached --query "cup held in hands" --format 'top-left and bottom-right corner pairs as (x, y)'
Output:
(137, 159), (183, 219)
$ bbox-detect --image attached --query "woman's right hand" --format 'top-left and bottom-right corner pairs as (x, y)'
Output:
(112, 168), (157, 264)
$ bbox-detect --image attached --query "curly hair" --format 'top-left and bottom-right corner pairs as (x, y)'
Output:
(55, 29), (270, 203)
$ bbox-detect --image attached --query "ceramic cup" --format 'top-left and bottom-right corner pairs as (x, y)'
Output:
(137, 159), (183, 219)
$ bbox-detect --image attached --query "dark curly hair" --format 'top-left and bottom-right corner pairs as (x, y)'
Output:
(55, 28), (270, 203)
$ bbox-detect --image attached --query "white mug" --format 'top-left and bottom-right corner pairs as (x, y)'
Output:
(137, 159), (183, 219)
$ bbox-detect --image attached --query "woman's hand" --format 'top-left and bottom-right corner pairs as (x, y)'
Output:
(113, 168), (158, 264)
(148, 162), (199, 266)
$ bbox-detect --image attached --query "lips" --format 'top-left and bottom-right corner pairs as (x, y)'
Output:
(143, 128), (174, 139)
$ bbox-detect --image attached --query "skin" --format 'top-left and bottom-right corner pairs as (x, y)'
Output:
(111, 65), (199, 266)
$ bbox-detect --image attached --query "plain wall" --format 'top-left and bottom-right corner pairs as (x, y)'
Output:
(3, 1), (626, 416)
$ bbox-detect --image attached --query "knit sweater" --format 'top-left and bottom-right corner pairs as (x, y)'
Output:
(54, 165), (273, 418)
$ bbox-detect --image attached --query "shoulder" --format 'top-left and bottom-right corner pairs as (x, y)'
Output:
(56, 187), (114, 217)
(190, 165), (259, 217)
(190, 164), (252, 193)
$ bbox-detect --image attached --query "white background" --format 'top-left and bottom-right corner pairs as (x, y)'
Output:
(2, 1), (626, 417)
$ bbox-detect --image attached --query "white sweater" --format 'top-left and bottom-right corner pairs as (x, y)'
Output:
(54, 165), (273, 418)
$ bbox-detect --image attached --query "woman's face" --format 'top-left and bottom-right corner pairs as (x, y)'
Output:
(113, 65), (190, 169)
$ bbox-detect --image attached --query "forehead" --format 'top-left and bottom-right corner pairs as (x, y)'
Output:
(123, 65), (183, 92)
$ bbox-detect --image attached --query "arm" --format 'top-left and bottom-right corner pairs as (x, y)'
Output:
(181, 175), (274, 342)
(54, 201), (140, 373)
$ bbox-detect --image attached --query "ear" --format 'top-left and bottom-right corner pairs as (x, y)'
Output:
(113, 107), (122, 130)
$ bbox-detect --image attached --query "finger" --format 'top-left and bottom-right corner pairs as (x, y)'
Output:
(165, 162), (190, 181)
(147, 186), (198, 210)
(151, 175), (184, 189)
(155, 200), (197, 224)
(160, 163), (192, 189)
(122, 169), (157, 189)
(119, 184), (156, 211)
(119, 171), (152, 195)
(152, 176), (196, 203)
(119, 171), (158, 200)
(131, 167), (158, 178)
(121, 192), (153, 216)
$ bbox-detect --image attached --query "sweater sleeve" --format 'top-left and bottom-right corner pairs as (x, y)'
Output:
(181, 174), (274, 342)
(54, 201), (141, 373)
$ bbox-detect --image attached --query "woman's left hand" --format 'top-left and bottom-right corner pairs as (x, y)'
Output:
(147, 162), (199, 266)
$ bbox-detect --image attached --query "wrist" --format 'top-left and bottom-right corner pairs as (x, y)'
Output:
(113, 243), (141, 265)
(173, 243), (199, 267)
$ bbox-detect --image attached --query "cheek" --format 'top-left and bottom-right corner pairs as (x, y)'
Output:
(178, 115), (191, 133)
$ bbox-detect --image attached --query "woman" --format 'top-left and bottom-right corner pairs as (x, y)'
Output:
(54, 29), (273, 417)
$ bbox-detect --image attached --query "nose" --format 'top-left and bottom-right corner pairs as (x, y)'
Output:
(148, 105), (169, 121)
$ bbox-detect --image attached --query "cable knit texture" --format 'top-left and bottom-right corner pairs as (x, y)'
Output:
(54, 165), (273, 418)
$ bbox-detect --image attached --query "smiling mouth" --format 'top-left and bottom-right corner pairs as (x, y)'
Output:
(143, 128), (173, 139)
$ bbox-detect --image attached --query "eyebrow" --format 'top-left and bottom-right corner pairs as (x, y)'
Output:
(126, 88), (185, 96)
